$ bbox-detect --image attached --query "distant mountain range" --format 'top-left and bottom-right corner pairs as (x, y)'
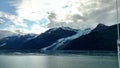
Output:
(0, 30), (17, 39)
(0, 34), (37, 49)
(21, 27), (78, 49)
(0, 26), (77, 49)
(0, 24), (118, 51)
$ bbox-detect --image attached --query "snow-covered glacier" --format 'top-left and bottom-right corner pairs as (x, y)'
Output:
(42, 28), (91, 50)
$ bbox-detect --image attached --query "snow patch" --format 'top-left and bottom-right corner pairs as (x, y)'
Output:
(0, 43), (6, 47)
(47, 28), (57, 34)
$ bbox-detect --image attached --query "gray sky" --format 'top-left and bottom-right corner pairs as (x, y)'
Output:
(0, 0), (120, 34)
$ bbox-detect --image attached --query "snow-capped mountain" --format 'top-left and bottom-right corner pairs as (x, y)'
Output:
(46, 26), (78, 34)
(21, 27), (78, 49)
(42, 28), (91, 50)
(0, 23), (116, 51)
(0, 26), (77, 49)
(58, 24), (117, 51)
(0, 34), (37, 49)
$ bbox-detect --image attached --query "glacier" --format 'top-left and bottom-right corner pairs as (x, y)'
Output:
(42, 28), (91, 50)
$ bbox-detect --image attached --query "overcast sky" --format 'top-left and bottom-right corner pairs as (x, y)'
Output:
(0, 0), (120, 34)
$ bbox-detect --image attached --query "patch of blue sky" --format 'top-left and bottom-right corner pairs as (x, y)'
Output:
(0, 23), (12, 29)
(0, 0), (17, 15)
(39, 18), (48, 26)
(0, 17), (14, 26)
(23, 19), (36, 30)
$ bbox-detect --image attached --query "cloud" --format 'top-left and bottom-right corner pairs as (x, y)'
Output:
(47, 0), (120, 29)
(0, 11), (27, 28)
(30, 24), (48, 34)
(0, 0), (120, 34)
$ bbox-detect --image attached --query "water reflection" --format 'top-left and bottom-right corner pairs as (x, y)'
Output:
(0, 56), (47, 68)
(0, 54), (118, 68)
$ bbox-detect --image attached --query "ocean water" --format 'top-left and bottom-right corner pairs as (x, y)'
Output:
(0, 51), (118, 68)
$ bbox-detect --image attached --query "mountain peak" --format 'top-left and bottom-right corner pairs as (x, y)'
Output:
(96, 23), (107, 28)
(46, 26), (78, 34)
(92, 23), (108, 32)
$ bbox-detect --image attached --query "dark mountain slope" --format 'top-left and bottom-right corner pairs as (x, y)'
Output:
(92, 23), (108, 32)
(20, 27), (77, 49)
(0, 34), (37, 49)
(59, 24), (118, 51)
(0, 27), (77, 49)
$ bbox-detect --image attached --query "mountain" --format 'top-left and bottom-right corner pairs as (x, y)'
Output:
(0, 34), (37, 49)
(92, 23), (108, 32)
(0, 30), (17, 39)
(56, 24), (118, 51)
(42, 28), (91, 50)
(0, 24), (116, 51)
(0, 27), (77, 49)
(21, 27), (78, 49)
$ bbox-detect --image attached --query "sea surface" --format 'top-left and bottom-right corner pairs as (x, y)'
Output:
(0, 51), (118, 68)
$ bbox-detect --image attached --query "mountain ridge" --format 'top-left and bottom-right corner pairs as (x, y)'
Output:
(58, 24), (118, 51)
(0, 24), (118, 51)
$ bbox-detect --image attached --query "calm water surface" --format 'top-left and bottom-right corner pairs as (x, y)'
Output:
(0, 53), (118, 68)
